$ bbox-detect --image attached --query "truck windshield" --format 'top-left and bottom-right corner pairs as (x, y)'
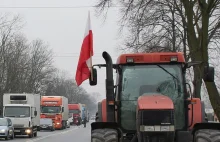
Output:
(120, 64), (185, 130)
(4, 106), (30, 117)
(41, 106), (61, 113)
(69, 110), (80, 114)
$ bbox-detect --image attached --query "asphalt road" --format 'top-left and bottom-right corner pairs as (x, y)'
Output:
(0, 121), (93, 142)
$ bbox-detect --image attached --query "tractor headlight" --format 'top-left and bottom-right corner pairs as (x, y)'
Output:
(144, 126), (155, 131)
(126, 58), (134, 63)
(170, 56), (178, 62)
(160, 126), (170, 131)
(140, 125), (175, 132)
(161, 125), (175, 131)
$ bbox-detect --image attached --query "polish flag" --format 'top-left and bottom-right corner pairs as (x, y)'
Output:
(75, 12), (93, 86)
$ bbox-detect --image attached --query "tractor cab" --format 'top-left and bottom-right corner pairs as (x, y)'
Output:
(114, 53), (186, 133)
(89, 51), (216, 142)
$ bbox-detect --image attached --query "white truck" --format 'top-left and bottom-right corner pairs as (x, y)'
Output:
(3, 93), (40, 138)
(78, 103), (83, 120)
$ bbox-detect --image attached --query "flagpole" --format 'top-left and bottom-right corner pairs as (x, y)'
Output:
(88, 10), (93, 81)
(90, 51), (93, 81)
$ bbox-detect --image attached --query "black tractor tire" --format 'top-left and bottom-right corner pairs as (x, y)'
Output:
(194, 129), (220, 142)
(91, 128), (118, 142)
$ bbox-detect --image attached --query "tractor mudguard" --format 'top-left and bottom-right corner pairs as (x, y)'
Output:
(91, 122), (123, 139)
(192, 122), (220, 135)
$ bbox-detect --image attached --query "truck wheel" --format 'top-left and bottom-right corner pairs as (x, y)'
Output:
(34, 131), (37, 137)
(28, 134), (33, 138)
(194, 129), (220, 142)
(10, 132), (14, 139)
(65, 121), (67, 129)
(29, 132), (34, 138)
(91, 128), (118, 142)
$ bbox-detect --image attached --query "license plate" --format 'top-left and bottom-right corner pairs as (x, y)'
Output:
(14, 130), (20, 132)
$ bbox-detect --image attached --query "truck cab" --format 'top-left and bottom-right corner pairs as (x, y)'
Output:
(68, 104), (81, 125)
(3, 93), (40, 138)
(40, 96), (68, 130)
(81, 105), (86, 123)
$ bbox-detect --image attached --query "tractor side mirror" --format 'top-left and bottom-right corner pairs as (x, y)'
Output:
(185, 61), (202, 69)
(89, 68), (97, 86)
(203, 66), (214, 82)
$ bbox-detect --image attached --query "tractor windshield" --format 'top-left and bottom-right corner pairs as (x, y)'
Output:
(120, 64), (185, 131)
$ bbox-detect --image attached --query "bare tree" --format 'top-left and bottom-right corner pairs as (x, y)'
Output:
(0, 14), (55, 111)
(0, 13), (97, 114)
(44, 70), (98, 114)
(3, 34), (29, 93)
(0, 14), (24, 109)
(25, 39), (54, 93)
(95, 0), (220, 118)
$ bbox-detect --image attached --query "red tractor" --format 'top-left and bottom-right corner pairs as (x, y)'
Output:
(89, 51), (219, 142)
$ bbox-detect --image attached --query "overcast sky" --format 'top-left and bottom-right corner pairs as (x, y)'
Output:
(0, 0), (124, 102)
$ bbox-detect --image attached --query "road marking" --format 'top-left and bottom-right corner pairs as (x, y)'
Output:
(26, 127), (79, 142)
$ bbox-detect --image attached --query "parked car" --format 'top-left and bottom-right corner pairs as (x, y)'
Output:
(39, 118), (55, 131)
(66, 120), (70, 128)
(0, 118), (14, 140)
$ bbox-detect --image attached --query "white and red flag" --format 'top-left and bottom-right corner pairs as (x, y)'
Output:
(75, 11), (93, 86)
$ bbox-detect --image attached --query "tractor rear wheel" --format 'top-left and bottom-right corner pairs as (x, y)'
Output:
(91, 128), (118, 142)
(194, 129), (220, 142)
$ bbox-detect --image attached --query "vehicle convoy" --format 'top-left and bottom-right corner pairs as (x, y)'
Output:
(68, 104), (82, 125)
(40, 96), (69, 130)
(3, 93), (40, 138)
(89, 51), (219, 142)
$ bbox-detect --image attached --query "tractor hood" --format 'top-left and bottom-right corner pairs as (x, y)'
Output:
(137, 94), (174, 110)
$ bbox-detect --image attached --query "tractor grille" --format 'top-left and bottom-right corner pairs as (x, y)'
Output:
(140, 109), (174, 125)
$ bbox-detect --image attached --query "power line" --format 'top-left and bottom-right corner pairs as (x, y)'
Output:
(53, 53), (120, 58)
(53, 55), (119, 57)
(0, 5), (124, 9)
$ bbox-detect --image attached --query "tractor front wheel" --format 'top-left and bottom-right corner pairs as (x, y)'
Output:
(194, 129), (220, 142)
(91, 128), (118, 142)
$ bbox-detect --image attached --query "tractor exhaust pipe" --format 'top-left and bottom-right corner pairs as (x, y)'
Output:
(102, 51), (115, 122)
